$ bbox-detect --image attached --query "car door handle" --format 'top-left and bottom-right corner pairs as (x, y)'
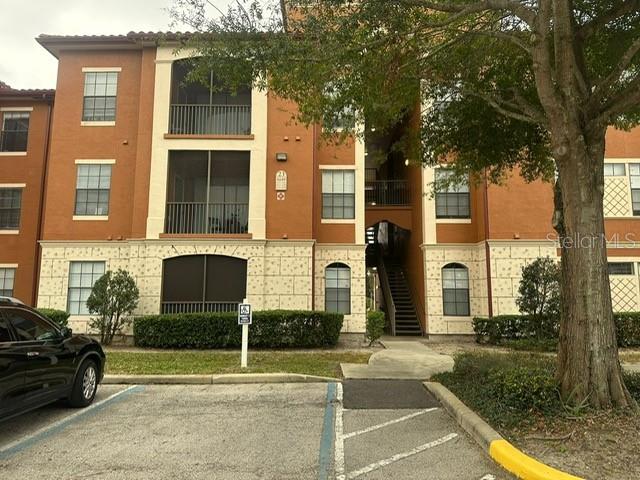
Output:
(27, 351), (40, 357)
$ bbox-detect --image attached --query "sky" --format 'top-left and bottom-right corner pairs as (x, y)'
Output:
(0, 0), (234, 89)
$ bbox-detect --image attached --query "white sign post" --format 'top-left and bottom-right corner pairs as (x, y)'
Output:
(238, 300), (252, 368)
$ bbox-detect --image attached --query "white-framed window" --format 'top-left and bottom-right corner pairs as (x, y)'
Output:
(629, 164), (640, 216)
(67, 261), (105, 315)
(74, 164), (112, 216)
(435, 169), (470, 219)
(0, 267), (16, 296)
(325, 263), (351, 314)
(604, 163), (626, 176)
(442, 263), (470, 316)
(322, 170), (355, 219)
(0, 188), (22, 230)
(0, 112), (29, 152)
(608, 262), (635, 275)
(83, 71), (118, 122)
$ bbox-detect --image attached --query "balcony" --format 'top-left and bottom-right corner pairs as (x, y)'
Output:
(365, 180), (411, 206)
(165, 201), (248, 235)
(169, 104), (251, 136)
(169, 59), (252, 137)
(164, 150), (250, 236)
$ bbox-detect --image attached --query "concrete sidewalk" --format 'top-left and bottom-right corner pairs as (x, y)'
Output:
(341, 338), (454, 379)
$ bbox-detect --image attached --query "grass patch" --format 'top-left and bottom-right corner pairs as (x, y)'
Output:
(433, 352), (640, 430)
(105, 350), (371, 378)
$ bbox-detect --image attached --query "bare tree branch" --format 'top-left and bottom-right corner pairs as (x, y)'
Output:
(576, 0), (640, 40)
(465, 89), (545, 125)
(464, 29), (531, 54)
(600, 74), (640, 121)
(594, 36), (640, 100)
(400, 0), (537, 27)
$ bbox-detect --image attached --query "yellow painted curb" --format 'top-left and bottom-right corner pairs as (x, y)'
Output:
(489, 440), (584, 480)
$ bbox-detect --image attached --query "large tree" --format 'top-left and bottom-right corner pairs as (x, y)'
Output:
(171, 0), (640, 408)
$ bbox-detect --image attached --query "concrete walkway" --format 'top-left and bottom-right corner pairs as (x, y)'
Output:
(341, 338), (455, 379)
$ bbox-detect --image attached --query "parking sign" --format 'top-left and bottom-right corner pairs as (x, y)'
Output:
(238, 303), (252, 325)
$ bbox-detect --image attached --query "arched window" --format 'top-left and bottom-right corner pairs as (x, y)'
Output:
(325, 263), (351, 314)
(442, 263), (470, 316)
(161, 255), (247, 314)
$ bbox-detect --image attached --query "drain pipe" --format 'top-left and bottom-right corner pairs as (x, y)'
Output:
(483, 169), (493, 318)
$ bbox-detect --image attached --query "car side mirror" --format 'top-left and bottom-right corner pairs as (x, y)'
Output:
(60, 326), (73, 339)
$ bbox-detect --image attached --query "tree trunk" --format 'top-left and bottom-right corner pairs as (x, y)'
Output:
(553, 127), (636, 409)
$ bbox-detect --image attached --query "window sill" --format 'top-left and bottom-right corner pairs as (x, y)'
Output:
(0, 151), (27, 156)
(321, 219), (356, 224)
(159, 233), (253, 239)
(163, 134), (255, 140)
(72, 215), (109, 221)
(81, 121), (116, 127)
(435, 218), (472, 224)
(0, 230), (20, 235)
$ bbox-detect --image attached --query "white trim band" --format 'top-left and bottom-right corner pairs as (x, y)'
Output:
(0, 183), (26, 188)
(72, 216), (109, 221)
(82, 67), (122, 72)
(0, 107), (33, 112)
(80, 121), (116, 127)
(0, 263), (18, 268)
(0, 152), (27, 157)
(75, 159), (116, 165)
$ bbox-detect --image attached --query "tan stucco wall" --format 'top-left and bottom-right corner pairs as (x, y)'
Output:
(37, 239), (367, 334)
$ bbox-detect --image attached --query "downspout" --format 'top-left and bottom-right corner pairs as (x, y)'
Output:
(32, 95), (54, 306)
(483, 169), (493, 317)
(311, 124), (318, 310)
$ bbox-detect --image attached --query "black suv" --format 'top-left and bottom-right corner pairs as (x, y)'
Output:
(0, 297), (105, 420)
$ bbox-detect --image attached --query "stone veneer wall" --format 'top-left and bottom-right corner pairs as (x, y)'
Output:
(423, 241), (558, 335)
(423, 243), (488, 335)
(313, 244), (367, 333)
(36, 239), (350, 334)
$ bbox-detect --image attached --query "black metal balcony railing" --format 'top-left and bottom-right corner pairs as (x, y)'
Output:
(365, 180), (411, 206)
(165, 202), (249, 235)
(169, 104), (251, 135)
(161, 301), (239, 315)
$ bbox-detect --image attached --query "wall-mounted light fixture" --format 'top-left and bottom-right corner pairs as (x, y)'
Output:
(276, 152), (288, 162)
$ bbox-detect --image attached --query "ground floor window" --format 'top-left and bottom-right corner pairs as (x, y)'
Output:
(0, 267), (16, 297)
(442, 263), (470, 316)
(325, 263), (351, 314)
(161, 255), (247, 314)
(67, 261), (105, 315)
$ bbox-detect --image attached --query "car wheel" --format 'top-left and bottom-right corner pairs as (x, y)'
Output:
(68, 359), (98, 408)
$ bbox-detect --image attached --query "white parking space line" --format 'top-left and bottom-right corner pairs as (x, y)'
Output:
(335, 382), (346, 480)
(0, 385), (140, 460)
(342, 408), (439, 440)
(480, 475), (496, 480)
(345, 433), (459, 479)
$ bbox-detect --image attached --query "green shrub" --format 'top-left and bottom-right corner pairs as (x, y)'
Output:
(473, 314), (559, 344)
(474, 313), (640, 348)
(615, 313), (640, 347)
(623, 372), (640, 402)
(434, 352), (560, 428)
(516, 257), (561, 323)
(134, 310), (344, 349)
(37, 308), (70, 327)
(365, 311), (385, 346)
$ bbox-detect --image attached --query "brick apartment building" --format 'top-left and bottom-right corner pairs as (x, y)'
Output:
(2, 32), (640, 338)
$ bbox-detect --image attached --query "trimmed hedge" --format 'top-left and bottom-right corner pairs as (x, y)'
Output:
(133, 310), (344, 349)
(473, 315), (559, 344)
(37, 308), (70, 327)
(473, 313), (640, 348)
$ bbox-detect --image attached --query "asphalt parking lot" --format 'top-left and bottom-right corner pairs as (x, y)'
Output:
(0, 382), (510, 479)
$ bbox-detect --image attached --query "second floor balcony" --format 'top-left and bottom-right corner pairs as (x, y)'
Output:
(169, 59), (252, 136)
(365, 168), (411, 206)
(164, 150), (250, 236)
